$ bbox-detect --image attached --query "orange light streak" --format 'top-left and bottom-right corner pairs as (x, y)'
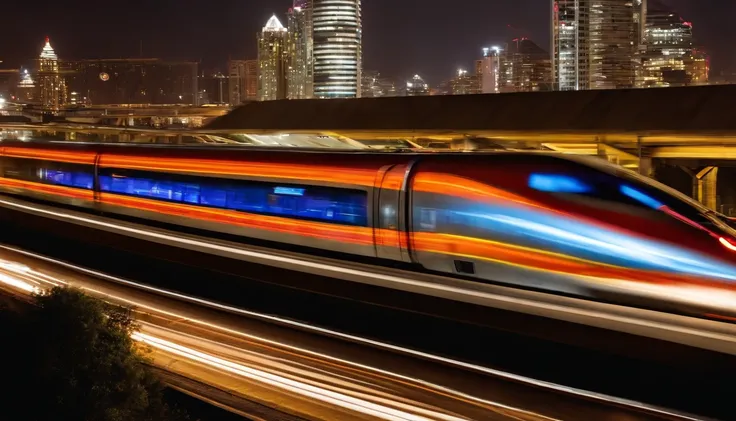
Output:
(412, 172), (551, 211)
(412, 232), (736, 291)
(100, 155), (380, 187)
(99, 193), (376, 246)
(0, 178), (94, 201)
(3, 147), (97, 165)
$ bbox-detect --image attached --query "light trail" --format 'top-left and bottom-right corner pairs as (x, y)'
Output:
(0, 246), (565, 421)
(0, 242), (707, 421)
(132, 332), (467, 421)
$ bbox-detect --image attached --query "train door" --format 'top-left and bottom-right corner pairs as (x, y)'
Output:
(374, 163), (413, 263)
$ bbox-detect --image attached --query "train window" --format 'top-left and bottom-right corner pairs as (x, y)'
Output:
(39, 169), (94, 190)
(572, 155), (715, 227)
(529, 174), (591, 193)
(619, 185), (663, 209)
(528, 171), (656, 212)
(98, 169), (368, 226)
(0, 157), (94, 190)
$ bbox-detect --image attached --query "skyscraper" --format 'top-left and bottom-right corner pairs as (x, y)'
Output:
(640, 5), (708, 87)
(287, 6), (313, 99)
(311, 0), (362, 98)
(362, 70), (398, 97)
(551, 0), (644, 90)
(229, 59), (258, 105)
(500, 38), (552, 93)
(257, 15), (289, 101)
(37, 37), (67, 110)
(476, 47), (502, 94)
(450, 69), (480, 95)
(406, 74), (429, 96)
(17, 69), (36, 102)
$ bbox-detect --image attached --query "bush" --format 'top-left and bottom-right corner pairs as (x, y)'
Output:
(0, 287), (189, 421)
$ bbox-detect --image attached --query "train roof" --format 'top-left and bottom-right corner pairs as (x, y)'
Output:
(1, 139), (594, 158)
(0, 139), (642, 173)
(1, 139), (710, 214)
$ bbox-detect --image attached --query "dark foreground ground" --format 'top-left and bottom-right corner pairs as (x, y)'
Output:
(164, 389), (249, 421)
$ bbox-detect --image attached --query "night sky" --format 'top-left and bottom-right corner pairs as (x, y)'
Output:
(2, 0), (734, 84)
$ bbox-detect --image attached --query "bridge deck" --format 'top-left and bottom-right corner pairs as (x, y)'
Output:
(206, 85), (736, 134)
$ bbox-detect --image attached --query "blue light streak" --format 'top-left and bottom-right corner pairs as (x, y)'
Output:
(528, 174), (591, 194)
(620, 185), (663, 209)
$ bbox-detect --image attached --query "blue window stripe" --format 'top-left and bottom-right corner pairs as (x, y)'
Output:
(97, 172), (368, 226)
(39, 169), (94, 190)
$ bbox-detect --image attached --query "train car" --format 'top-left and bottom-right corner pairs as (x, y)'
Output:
(1, 141), (736, 313)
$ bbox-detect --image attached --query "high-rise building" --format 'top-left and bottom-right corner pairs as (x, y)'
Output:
(257, 15), (289, 101)
(64, 59), (198, 105)
(198, 72), (228, 105)
(37, 37), (67, 110)
(16, 69), (36, 102)
(688, 49), (710, 85)
(287, 6), (313, 99)
(476, 47), (502, 94)
(361, 70), (398, 97)
(500, 38), (552, 93)
(311, 0), (362, 98)
(406, 74), (429, 96)
(640, 6), (708, 87)
(228, 59), (258, 105)
(450, 69), (480, 95)
(551, 0), (644, 90)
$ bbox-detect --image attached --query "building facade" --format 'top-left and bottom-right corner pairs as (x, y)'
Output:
(37, 37), (67, 110)
(287, 5), (313, 99)
(257, 15), (289, 101)
(406, 74), (429, 96)
(16, 69), (36, 102)
(477, 47), (502, 94)
(228, 59), (258, 105)
(551, 0), (644, 90)
(198, 72), (228, 104)
(361, 70), (398, 97)
(311, 0), (362, 98)
(64, 59), (198, 105)
(450, 69), (480, 95)
(500, 38), (552, 93)
(640, 7), (708, 87)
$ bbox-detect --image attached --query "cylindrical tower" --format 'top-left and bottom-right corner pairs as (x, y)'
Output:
(311, 0), (362, 98)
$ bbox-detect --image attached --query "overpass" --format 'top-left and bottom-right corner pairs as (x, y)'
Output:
(206, 85), (736, 214)
(19, 104), (229, 127)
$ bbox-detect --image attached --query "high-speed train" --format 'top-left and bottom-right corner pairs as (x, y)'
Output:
(2, 141), (736, 313)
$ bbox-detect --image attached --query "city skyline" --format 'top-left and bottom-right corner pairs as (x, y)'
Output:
(2, 0), (734, 84)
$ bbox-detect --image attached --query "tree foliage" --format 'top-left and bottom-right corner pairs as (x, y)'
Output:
(0, 287), (189, 421)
